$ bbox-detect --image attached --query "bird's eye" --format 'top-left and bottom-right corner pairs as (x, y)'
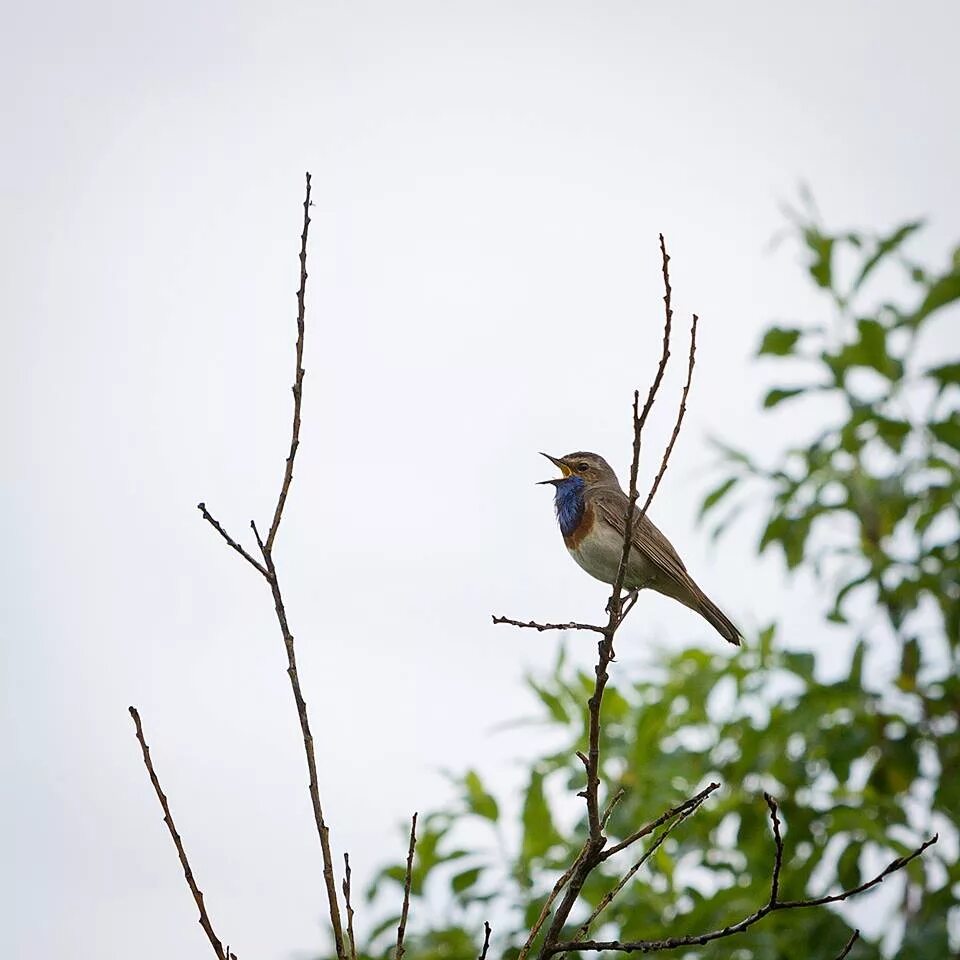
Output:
(577, 462), (589, 472)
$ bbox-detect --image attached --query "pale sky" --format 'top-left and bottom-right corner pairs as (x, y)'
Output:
(3, 2), (958, 959)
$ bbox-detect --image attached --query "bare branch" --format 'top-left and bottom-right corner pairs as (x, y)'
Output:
(128, 706), (231, 960)
(570, 785), (714, 947)
(265, 172), (312, 553)
(775, 834), (938, 909)
(492, 615), (606, 635)
(197, 502), (268, 577)
(609, 233), (676, 614)
(196, 173), (347, 960)
(395, 813), (419, 960)
(833, 929), (860, 960)
(519, 841), (591, 960)
(545, 834), (937, 954)
(343, 853), (358, 960)
(765, 792), (784, 904)
(254, 533), (346, 957)
(638, 312), (698, 518)
(600, 782), (721, 862)
(478, 921), (492, 960)
(536, 236), (692, 959)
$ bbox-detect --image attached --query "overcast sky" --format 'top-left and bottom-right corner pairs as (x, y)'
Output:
(3, 2), (958, 958)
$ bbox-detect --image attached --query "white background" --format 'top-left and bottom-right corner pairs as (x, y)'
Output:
(3, 2), (958, 958)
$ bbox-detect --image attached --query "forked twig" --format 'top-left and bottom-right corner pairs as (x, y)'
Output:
(545, 802), (936, 955)
(518, 841), (591, 960)
(535, 237), (691, 958)
(196, 173), (348, 960)
(567, 786), (715, 949)
(600, 782), (720, 862)
(128, 707), (231, 960)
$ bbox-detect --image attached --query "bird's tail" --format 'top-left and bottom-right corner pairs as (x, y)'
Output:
(691, 588), (741, 646)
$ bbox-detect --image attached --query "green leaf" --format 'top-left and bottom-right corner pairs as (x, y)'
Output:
(804, 227), (834, 289)
(763, 387), (806, 408)
(854, 318), (900, 379)
(699, 476), (738, 518)
(850, 221), (923, 295)
(848, 640), (865, 687)
(708, 437), (756, 469)
(528, 680), (569, 724)
(451, 866), (482, 894)
(931, 413), (960, 450)
(758, 327), (803, 356)
(874, 415), (911, 453)
(837, 841), (861, 889)
(899, 638), (920, 692)
(759, 513), (790, 553)
(927, 362), (960, 393)
(910, 267), (960, 327)
(521, 769), (560, 863)
(463, 770), (499, 822)
(783, 651), (815, 678)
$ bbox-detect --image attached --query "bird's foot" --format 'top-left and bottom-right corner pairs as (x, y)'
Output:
(605, 590), (637, 617)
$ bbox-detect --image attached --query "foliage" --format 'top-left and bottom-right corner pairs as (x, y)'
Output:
(359, 209), (960, 959)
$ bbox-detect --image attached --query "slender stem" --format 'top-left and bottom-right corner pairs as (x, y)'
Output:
(395, 813), (419, 960)
(265, 172), (311, 553)
(128, 707), (230, 960)
(545, 835), (937, 955)
(198, 174), (347, 960)
(638, 313), (698, 518)
(343, 853), (358, 960)
(478, 921), (492, 960)
(254, 523), (347, 958)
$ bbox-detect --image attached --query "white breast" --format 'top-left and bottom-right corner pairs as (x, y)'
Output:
(566, 520), (657, 590)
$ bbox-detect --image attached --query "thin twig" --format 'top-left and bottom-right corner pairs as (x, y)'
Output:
(518, 841), (591, 960)
(545, 834), (937, 954)
(765, 792), (784, 904)
(638, 312), (698, 518)
(128, 706), (230, 960)
(600, 782), (721, 862)
(833, 929), (860, 960)
(569, 787), (714, 947)
(254, 529), (346, 957)
(775, 834), (938, 908)
(493, 616), (606, 635)
(478, 921), (492, 960)
(343, 853), (358, 960)
(609, 233), (676, 611)
(197, 502), (268, 577)
(198, 173), (347, 960)
(265, 173), (311, 553)
(536, 236), (684, 959)
(601, 788), (626, 829)
(395, 813), (418, 960)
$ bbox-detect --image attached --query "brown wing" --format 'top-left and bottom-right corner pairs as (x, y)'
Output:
(590, 486), (742, 646)
(590, 487), (693, 592)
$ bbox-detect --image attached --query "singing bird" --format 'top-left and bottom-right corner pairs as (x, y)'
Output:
(539, 451), (741, 645)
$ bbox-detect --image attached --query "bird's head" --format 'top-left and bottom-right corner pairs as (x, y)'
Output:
(538, 451), (619, 489)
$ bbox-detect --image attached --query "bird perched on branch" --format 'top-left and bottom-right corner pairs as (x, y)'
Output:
(539, 451), (741, 645)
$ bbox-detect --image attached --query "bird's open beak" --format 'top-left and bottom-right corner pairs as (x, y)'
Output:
(537, 452), (571, 485)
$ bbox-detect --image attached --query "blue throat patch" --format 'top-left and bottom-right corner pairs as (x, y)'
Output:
(554, 476), (586, 537)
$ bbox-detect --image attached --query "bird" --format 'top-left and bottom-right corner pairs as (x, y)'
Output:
(539, 451), (741, 646)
